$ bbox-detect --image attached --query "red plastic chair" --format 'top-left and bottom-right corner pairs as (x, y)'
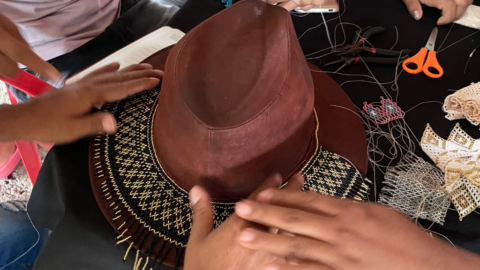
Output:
(1, 70), (55, 185)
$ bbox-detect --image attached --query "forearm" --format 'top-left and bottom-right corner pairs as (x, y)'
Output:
(0, 103), (32, 142)
(445, 248), (480, 270)
(428, 240), (480, 270)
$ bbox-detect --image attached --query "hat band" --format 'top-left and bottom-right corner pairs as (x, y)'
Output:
(89, 89), (370, 268)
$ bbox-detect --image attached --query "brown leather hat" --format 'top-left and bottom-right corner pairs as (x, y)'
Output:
(89, 0), (369, 268)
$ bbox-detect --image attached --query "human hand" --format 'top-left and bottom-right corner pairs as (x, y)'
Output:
(402, 0), (473, 25)
(185, 174), (304, 270)
(1, 63), (163, 143)
(235, 174), (480, 270)
(0, 12), (60, 80)
(265, 0), (327, 12)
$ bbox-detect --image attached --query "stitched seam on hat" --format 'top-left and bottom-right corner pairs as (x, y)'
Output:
(172, 2), (291, 131)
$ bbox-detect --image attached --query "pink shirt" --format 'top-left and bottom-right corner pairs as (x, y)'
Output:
(0, 0), (120, 61)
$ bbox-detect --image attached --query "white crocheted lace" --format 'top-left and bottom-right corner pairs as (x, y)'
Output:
(379, 154), (449, 225)
(420, 123), (480, 220)
(444, 82), (480, 127)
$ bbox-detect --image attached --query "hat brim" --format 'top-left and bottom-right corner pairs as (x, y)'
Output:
(142, 47), (368, 174)
(309, 62), (368, 175)
(89, 46), (368, 268)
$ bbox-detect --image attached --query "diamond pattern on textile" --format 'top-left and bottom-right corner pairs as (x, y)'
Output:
(302, 149), (369, 200)
(420, 123), (480, 220)
(448, 177), (480, 220)
(90, 89), (371, 256)
(362, 96), (405, 125)
(421, 123), (480, 188)
(379, 155), (449, 225)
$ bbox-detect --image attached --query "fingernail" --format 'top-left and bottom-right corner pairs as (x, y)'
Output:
(239, 229), (256, 242)
(265, 264), (280, 270)
(235, 201), (252, 216)
(102, 117), (116, 134)
(295, 7), (301, 10)
(257, 190), (273, 202)
(413, 11), (420, 20)
(190, 186), (201, 206)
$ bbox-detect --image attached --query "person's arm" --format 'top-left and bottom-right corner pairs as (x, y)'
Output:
(0, 11), (163, 143)
(0, 12), (60, 80)
(0, 63), (163, 143)
(235, 174), (480, 270)
(402, 0), (472, 24)
(0, 102), (31, 142)
(184, 174), (306, 270)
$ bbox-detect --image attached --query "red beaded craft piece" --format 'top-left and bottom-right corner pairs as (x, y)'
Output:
(363, 97), (405, 125)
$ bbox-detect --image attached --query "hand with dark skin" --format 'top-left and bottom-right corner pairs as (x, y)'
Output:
(186, 174), (305, 270)
(235, 174), (480, 270)
(0, 63), (163, 143)
(0, 11), (164, 144)
(402, 0), (473, 24)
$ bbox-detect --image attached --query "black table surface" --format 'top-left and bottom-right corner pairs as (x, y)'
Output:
(292, 0), (480, 254)
(29, 1), (480, 269)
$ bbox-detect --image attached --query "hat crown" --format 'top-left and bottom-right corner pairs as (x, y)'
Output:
(153, 0), (315, 200)
(176, 2), (290, 127)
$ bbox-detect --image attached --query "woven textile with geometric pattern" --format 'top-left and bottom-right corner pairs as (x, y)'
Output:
(88, 0), (371, 268)
(90, 89), (370, 268)
(363, 96), (405, 125)
(420, 123), (480, 220)
(379, 154), (450, 225)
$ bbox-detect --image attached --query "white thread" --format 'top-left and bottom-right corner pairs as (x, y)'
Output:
(437, 24), (454, 52)
(297, 0), (347, 40)
(427, 230), (457, 249)
(321, 12), (333, 48)
(389, 26), (399, 50)
(305, 22), (361, 60)
(303, 17), (448, 210)
(0, 209), (41, 270)
(437, 31), (480, 54)
(404, 101), (443, 114)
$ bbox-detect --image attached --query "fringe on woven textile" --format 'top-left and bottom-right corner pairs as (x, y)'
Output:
(379, 154), (450, 225)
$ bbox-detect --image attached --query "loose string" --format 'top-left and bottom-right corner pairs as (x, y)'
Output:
(389, 26), (399, 50)
(0, 209), (40, 270)
(438, 30), (480, 54)
(404, 101), (443, 114)
(437, 24), (454, 52)
(296, 0), (347, 40)
(297, 2), (466, 248)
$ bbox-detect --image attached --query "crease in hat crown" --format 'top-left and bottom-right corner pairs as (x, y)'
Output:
(153, 0), (316, 201)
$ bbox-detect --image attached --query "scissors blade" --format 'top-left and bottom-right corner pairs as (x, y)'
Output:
(425, 27), (438, 51)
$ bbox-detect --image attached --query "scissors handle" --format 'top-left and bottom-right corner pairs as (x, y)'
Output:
(402, 47), (428, 74)
(422, 51), (443, 79)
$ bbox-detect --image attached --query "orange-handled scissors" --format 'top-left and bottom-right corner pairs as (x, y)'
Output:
(402, 27), (444, 79)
